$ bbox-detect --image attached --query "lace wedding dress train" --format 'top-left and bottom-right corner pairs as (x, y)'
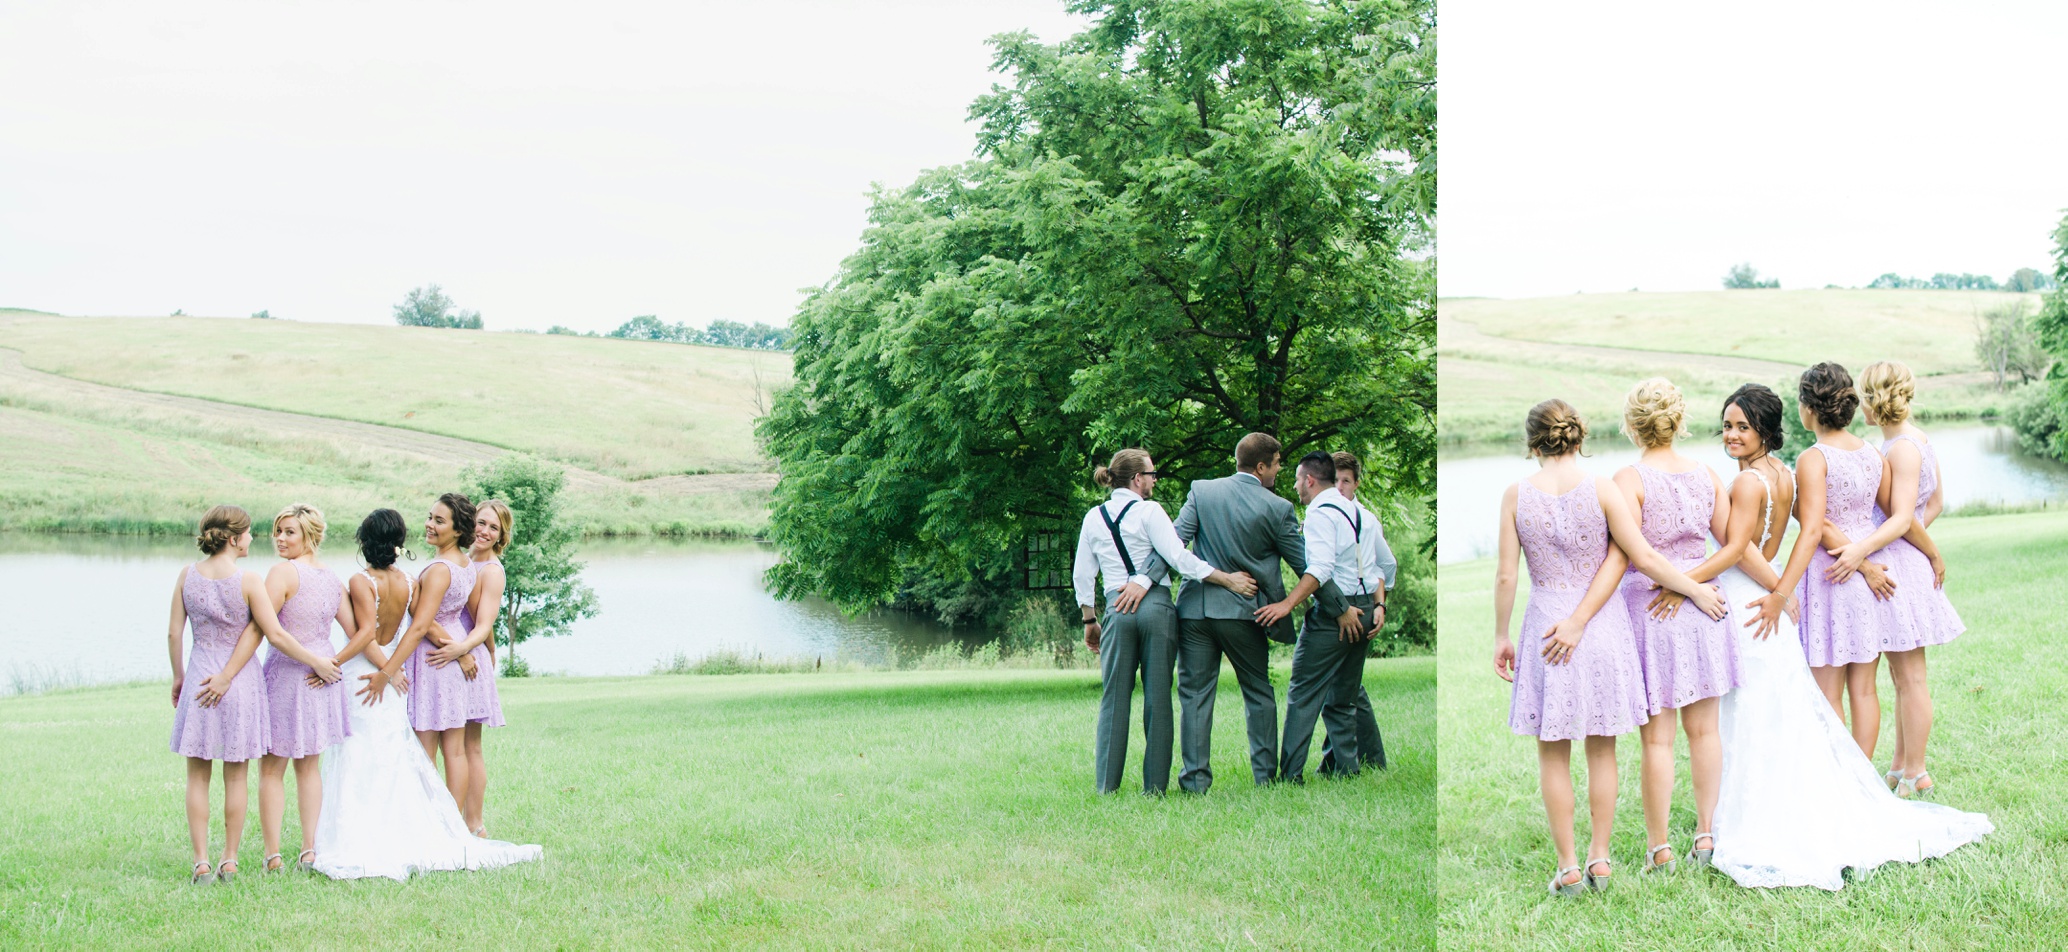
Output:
(311, 654), (544, 881)
(1712, 561), (1991, 890)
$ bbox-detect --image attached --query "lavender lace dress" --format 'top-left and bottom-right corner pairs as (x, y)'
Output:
(460, 557), (505, 728)
(1619, 465), (1738, 713)
(1509, 481), (1650, 741)
(1796, 442), (1908, 666)
(263, 562), (352, 758)
(1865, 434), (1965, 651)
(405, 556), (477, 733)
(170, 567), (270, 761)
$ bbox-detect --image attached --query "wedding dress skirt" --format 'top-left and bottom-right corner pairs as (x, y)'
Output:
(1712, 563), (1991, 890)
(312, 656), (544, 881)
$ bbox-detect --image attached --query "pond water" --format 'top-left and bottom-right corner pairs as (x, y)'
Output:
(1438, 424), (2068, 563)
(0, 536), (959, 695)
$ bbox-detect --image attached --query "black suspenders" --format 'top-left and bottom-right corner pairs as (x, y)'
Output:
(1317, 502), (1366, 594)
(1098, 500), (1140, 578)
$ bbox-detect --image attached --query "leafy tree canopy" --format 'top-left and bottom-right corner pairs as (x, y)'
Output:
(759, 0), (1435, 612)
(463, 455), (598, 668)
(394, 284), (484, 329)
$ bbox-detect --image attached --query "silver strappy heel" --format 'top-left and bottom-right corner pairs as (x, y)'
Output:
(297, 849), (317, 873)
(1548, 865), (1585, 896)
(1641, 843), (1676, 875)
(1583, 857), (1613, 892)
(1896, 771), (1934, 799)
(190, 860), (215, 885)
(1687, 832), (1714, 869)
(214, 858), (237, 884)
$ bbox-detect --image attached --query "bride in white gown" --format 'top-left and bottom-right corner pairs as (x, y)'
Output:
(310, 509), (543, 881)
(1706, 385), (1988, 890)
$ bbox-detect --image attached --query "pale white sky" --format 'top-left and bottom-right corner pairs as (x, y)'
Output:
(0, 0), (1082, 330)
(1443, 1), (2068, 298)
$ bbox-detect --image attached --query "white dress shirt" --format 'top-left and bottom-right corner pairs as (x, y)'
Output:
(1301, 486), (1368, 596)
(1072, 488), (1218, 608)
(1342, 493), (1395, 596)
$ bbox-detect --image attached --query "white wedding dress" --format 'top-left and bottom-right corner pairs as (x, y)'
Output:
(1710, 468), (1991, 890)
(312, 570), (543, 881)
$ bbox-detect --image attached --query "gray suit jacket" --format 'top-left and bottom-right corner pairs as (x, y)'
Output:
(1144, 472), (1349, 644)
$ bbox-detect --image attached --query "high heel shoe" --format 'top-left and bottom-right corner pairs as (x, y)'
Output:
(190, 861), (215, 886)
(297, 849), (317, 873)
(214, 858), (237, 885)
(263, 853), (285, 874)
(1641, 844), (1676, 875)
(1896, 771), (1935, 799)
(1687, 832), (1714, 869)
(1884, 769), (1902, 791)
(1547, 865), (1585, 897)
(1583, 857), (1613, 892)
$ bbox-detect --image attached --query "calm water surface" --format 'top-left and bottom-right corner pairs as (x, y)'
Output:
(1438, 424), (2068, 563)
(0, 537), (956, 694)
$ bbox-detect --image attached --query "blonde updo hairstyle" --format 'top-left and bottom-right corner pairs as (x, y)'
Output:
(272, 502), (326, 552)
(1525, 399), (1588, 458)
(478, 499), (515, 557)
(1621, 377), (1689, 449)
(1094, 448), (1153, 489)
(197, 504), (252, 556)
(1858, 360), (1916, 426)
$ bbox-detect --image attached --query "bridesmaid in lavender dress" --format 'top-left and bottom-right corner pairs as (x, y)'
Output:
(1609, 379), (1747, 875)
(1855, 361), (1965, 798)
(1493, 399), (1727, 896)
(1785, 363), (1903, 756)
(167, 505), (342, 884)
(378, 493), (478, 808)
(427, 497), (512, 836)
(256, 503), (357, 874)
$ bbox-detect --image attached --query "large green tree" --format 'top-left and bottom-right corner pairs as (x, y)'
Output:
(759, 0), (1434, 617)
(2020, 213), (2068, 459)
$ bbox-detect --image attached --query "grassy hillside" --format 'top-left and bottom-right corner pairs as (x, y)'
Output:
(1437, 511), (2068, 950)
(0, 662), (1433, 949)
(0, 314), (788, 536)
(1441, 289), (2040, 445)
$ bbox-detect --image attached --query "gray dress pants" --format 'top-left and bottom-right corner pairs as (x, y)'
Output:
(1177, 617), (1279, 792)
(1320, 686), (1386, 774)
(1280, 593), (1375, 781)
(1094, 586), (1177, 794)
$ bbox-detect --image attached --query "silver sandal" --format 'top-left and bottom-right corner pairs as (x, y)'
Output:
(214, 858), (237, 885)
(1583, 857), (1613, 892)
(1641, 843), (1676, 875)
(262, 853), (285, 875)
(1896, 771), (1934, 799)
(1548, 865), (1585, 897)
(190, 861), (215, 886)
(1884, 769), (1902, 791)
(1687, 832), (1714, 869)
(297, 849), (317, 873)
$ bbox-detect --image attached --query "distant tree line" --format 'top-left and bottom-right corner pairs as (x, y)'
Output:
(544, 316), (792, 351)
(1867, 269), (2058, 292)
(393, 285), (484, 329)
(1723, 263), (1780, 289)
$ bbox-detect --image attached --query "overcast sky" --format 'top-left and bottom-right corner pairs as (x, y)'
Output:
(1443, 1), (2068, 299)
(0, 0), (1081, 330)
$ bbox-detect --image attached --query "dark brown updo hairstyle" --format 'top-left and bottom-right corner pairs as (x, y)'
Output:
(1797, 362), (1858, 431)
(197, 504), (251, 556)
(437, 492), (478, 549)
(357, 508), (408, 570)
(1525, 399), (1588, 458)
(1094, 449), (1153, 489)
(1722, 383), (1785, 459)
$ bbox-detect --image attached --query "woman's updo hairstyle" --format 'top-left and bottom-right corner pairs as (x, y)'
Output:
(1525, 399), (1588, 458)
(357, 508), (407, 570)
(1621, 377), (1689, 449)
(438, 492), (477, 549)
(1798, 362), (1859, 431)
(272, 502), (326, 551)
(1094, 448), (1153, 489)
(1858, 360), (1916, 425)
(478, 499), (515, 557)
(1722, 383), (1785, 458)
(197, 504), (251, 556)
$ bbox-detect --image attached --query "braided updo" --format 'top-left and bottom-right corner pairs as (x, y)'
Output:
(1858, 361), (1916, 425)
(1525, 399), (1588, 458)
(1798, 362), (1859, 431)
(196, 504), (251, 556)
(1621, 377), (1689, 449)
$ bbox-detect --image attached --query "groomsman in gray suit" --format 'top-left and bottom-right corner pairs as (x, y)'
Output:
(1322, 450), (1390, 774)
(1279, 451), (1376, 782)
(1164, 433), (1359, 792)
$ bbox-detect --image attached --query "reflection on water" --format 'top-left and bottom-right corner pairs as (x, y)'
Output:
(0, 536), (958, 693)
(1439, 424), (2068, 563)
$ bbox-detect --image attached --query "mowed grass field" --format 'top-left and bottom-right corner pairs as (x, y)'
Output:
(1437, 511), (2068, 950)
(0, 313), (787, 536)
(1440, 289), (2040, 444)
(0, 662), (1433, 950)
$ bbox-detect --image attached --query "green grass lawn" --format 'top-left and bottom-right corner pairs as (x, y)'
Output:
(0, 660), (1432, 950)
(1439, 290), (2034, 444)
(0, 315), (789, 480)
(1437, 511), (2068, 950)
